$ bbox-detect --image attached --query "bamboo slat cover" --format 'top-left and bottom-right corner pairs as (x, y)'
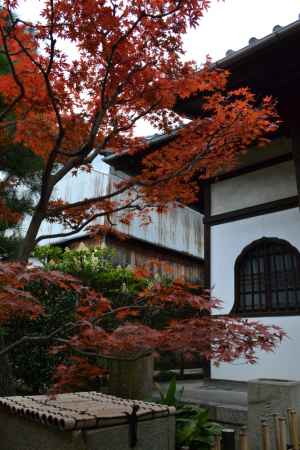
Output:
(0, 392), (175, 431)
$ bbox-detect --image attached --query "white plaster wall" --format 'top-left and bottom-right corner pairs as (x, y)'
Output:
(22, 159), (204, 258)
(211, 161), (297, 215)
(108, 173), (204, 259)
(210, 207), (300, 381)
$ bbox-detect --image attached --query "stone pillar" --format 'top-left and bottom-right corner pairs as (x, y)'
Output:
(109, 354), (154, 400)
(248, 379), (300, 450)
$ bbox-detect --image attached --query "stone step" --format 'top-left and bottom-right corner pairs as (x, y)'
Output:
(154, 379), (248, 426)
(190, 401), (247, 426)
(154, 368), (204, 381)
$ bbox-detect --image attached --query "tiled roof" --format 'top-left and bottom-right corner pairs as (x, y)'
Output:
(103, 16), (300, 167)
(0, 392), (175, 431)
(217, 16), (300, 68)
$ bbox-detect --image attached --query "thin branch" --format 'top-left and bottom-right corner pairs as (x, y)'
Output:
(54, 340), (153, 362)
(143, 0), (184, 19)
(0, 25), (25, 121)
(46, 0), (56, 76)
(36, 200), (141, 243)
(0, 304), (146, 358)
(0, 321), (76, 356)
(45, 182), (135, 216)
(9, 10), (65, 209)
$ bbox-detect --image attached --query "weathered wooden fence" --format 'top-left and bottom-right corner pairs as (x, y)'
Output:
(211, 408), (300, 450)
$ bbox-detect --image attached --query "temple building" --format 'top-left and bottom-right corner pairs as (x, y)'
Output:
(107, 17), (300, 381)
(33, 16), (300, 381)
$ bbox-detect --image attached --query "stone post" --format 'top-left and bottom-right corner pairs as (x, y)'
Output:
(248, 379), (300, 450)
(109, 354), (154, 400)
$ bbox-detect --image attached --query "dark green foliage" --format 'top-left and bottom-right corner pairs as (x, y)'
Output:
(155, 375), (184, 407)
(155, 377), (222, 450)
(33, 245), (147, 307)
(0, 39), (43, 260)
(176, 406), (222, 450)
(8, 245), (204, 393)
(4, 283), (78, 393)
(0, 145), (43, 260)
(0, 26), (42, 261)
(4, 246), (149, 393)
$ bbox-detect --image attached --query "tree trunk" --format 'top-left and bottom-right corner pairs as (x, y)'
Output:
(17, 211), (44, 262)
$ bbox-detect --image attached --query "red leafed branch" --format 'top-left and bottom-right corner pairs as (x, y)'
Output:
(0, 1), (279, 261)
(0, 261), (286, 391)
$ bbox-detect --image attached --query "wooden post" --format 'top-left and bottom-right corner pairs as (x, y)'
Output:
(278, 417), (288, 450)
(212, 433), (222, 450)
(203, 181), (211, 379)
(288, 409), (299, 450)
(239, 428), (248, 450)
(261, 420), (271, 450)
(291, 122), (300, 208)
(273, 414), (282, 450)
(221, 428), (235, 450)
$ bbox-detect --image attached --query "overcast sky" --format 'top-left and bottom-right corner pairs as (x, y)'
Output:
(183, 0), (300, 63)
(17, 0), (300, 136)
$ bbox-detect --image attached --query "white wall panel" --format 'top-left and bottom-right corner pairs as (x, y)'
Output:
(210, 207), (300, 381)
(212, 315), (300, 381)
(211, 161), (297, 215)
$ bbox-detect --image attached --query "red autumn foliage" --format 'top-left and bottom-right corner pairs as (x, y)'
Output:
(0, 1), (279, 260)
(0, 262), (286, 392)
(0, 1), (285, 393)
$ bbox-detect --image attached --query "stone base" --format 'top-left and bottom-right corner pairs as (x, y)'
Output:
(109, 354), (154, 400)
(0, 412), (175, 450)
(248, 378), (300, 450)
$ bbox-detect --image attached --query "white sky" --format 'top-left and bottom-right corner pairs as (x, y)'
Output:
(17, 0), (300, 136)
(183, 0), (300, 63)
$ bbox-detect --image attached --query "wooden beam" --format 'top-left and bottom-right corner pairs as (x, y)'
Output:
(203, 182), (211, 288)
(291, 126), (300, 208)
(203, 182), (211, 379)
(204, 196), (298, 226)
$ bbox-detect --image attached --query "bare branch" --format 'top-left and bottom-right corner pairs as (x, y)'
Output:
(36, 200), (141, 243)
(45, 182), (135, 216)
(0, 304), (146, 358)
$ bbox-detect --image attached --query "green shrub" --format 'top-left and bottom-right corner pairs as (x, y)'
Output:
(4, 245), (149, 393)
(155, 377), (222, 450)
(5, 282), (78, 393)
(176, 406), (222, 450)
(155, 375), (184, 407)
(33, 245), (147, 307)
(7, 245), (202, 393)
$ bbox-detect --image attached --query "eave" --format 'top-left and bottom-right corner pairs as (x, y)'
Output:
(175, 18), (300, 118)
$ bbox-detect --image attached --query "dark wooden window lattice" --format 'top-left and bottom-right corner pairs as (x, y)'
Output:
(234, 238), (300, 314)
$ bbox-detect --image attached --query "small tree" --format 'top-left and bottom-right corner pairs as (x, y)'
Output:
(0, 1), (279, 261)
(0, 259), (285, 394)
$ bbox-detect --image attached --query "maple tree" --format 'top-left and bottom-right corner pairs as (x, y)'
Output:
(0, 259), (285, 393)
(0, 0), (279, 260)
(0, 1), (285, 395)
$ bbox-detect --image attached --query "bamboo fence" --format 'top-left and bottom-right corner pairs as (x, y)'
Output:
(211, 408), (300, 450)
